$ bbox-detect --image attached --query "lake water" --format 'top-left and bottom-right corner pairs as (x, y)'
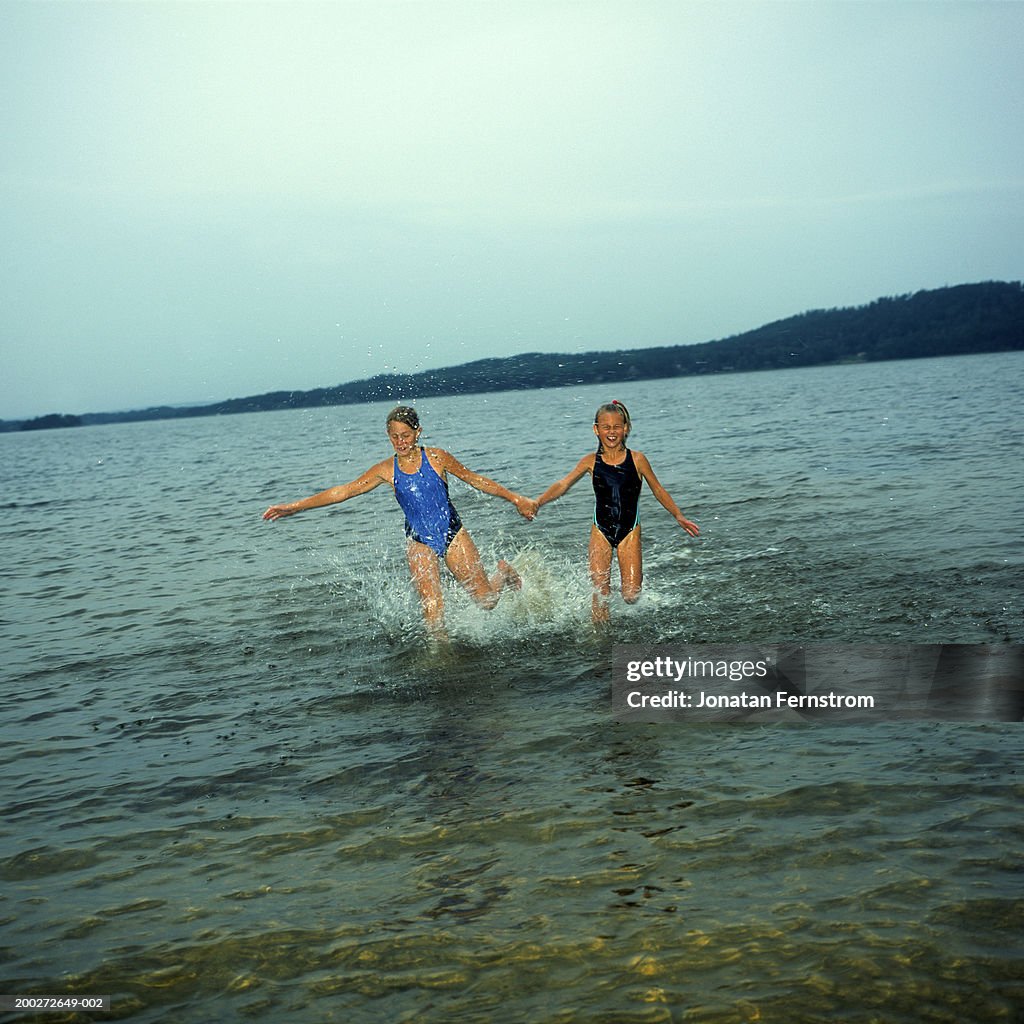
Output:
(1, 353), (1022, 1022)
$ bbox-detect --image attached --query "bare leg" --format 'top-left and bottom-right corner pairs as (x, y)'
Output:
(617, 525), (643, 604)
(406, 540), (447, 639)
(588, 525), (613, 624)
(444, 529), (521, 610)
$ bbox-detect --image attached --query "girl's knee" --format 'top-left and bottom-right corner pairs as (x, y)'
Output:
(622, 584), (642, 604)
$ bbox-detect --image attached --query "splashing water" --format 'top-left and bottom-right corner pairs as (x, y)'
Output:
(321, 539), (597, 648)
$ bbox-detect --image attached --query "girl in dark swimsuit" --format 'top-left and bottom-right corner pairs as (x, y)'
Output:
(534, 401), (699, 624)
(264, 406), (537, 639)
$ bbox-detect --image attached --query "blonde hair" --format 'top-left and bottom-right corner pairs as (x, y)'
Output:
(594, 400), (631, 452)
(594, 400), (631, 431)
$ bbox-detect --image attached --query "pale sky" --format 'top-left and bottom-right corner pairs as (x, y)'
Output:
(2, 0), (1022, 420)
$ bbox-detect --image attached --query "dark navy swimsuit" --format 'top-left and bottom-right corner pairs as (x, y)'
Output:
(592, 448), (642, 548)
(393, 448), (463, 556)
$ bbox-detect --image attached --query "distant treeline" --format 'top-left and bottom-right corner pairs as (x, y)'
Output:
(5, 280), (1023, 432)
(16, 413), (84, 431)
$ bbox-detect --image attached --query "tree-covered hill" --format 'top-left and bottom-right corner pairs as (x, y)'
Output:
(5, 281), (1022, 431)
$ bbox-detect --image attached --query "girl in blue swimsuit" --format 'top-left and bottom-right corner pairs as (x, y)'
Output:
(264, 406), (537, 638)
(534, 401), (699, 624)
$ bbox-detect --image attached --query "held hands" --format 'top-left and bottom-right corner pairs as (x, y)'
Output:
(514, 495), (539, 521)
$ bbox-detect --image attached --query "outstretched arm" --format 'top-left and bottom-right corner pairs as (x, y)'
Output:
(263, 461), (390, 520)
(437, 450), (537, 520)
(535, 454), (594, 510)
(633, 452), (699, 537)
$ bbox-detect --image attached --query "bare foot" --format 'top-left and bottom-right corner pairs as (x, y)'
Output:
(498, 559), (522, 591)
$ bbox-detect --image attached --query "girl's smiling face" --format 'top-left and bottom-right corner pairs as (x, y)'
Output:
(387, 421), (420, 455)
(593, 411), (629, 450)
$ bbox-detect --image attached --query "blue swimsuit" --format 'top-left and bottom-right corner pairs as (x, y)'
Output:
(592, 448), (642, 548)
(393, 448), (463, 556)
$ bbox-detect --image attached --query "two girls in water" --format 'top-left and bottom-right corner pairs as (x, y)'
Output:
(263, 401), (698, 633)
